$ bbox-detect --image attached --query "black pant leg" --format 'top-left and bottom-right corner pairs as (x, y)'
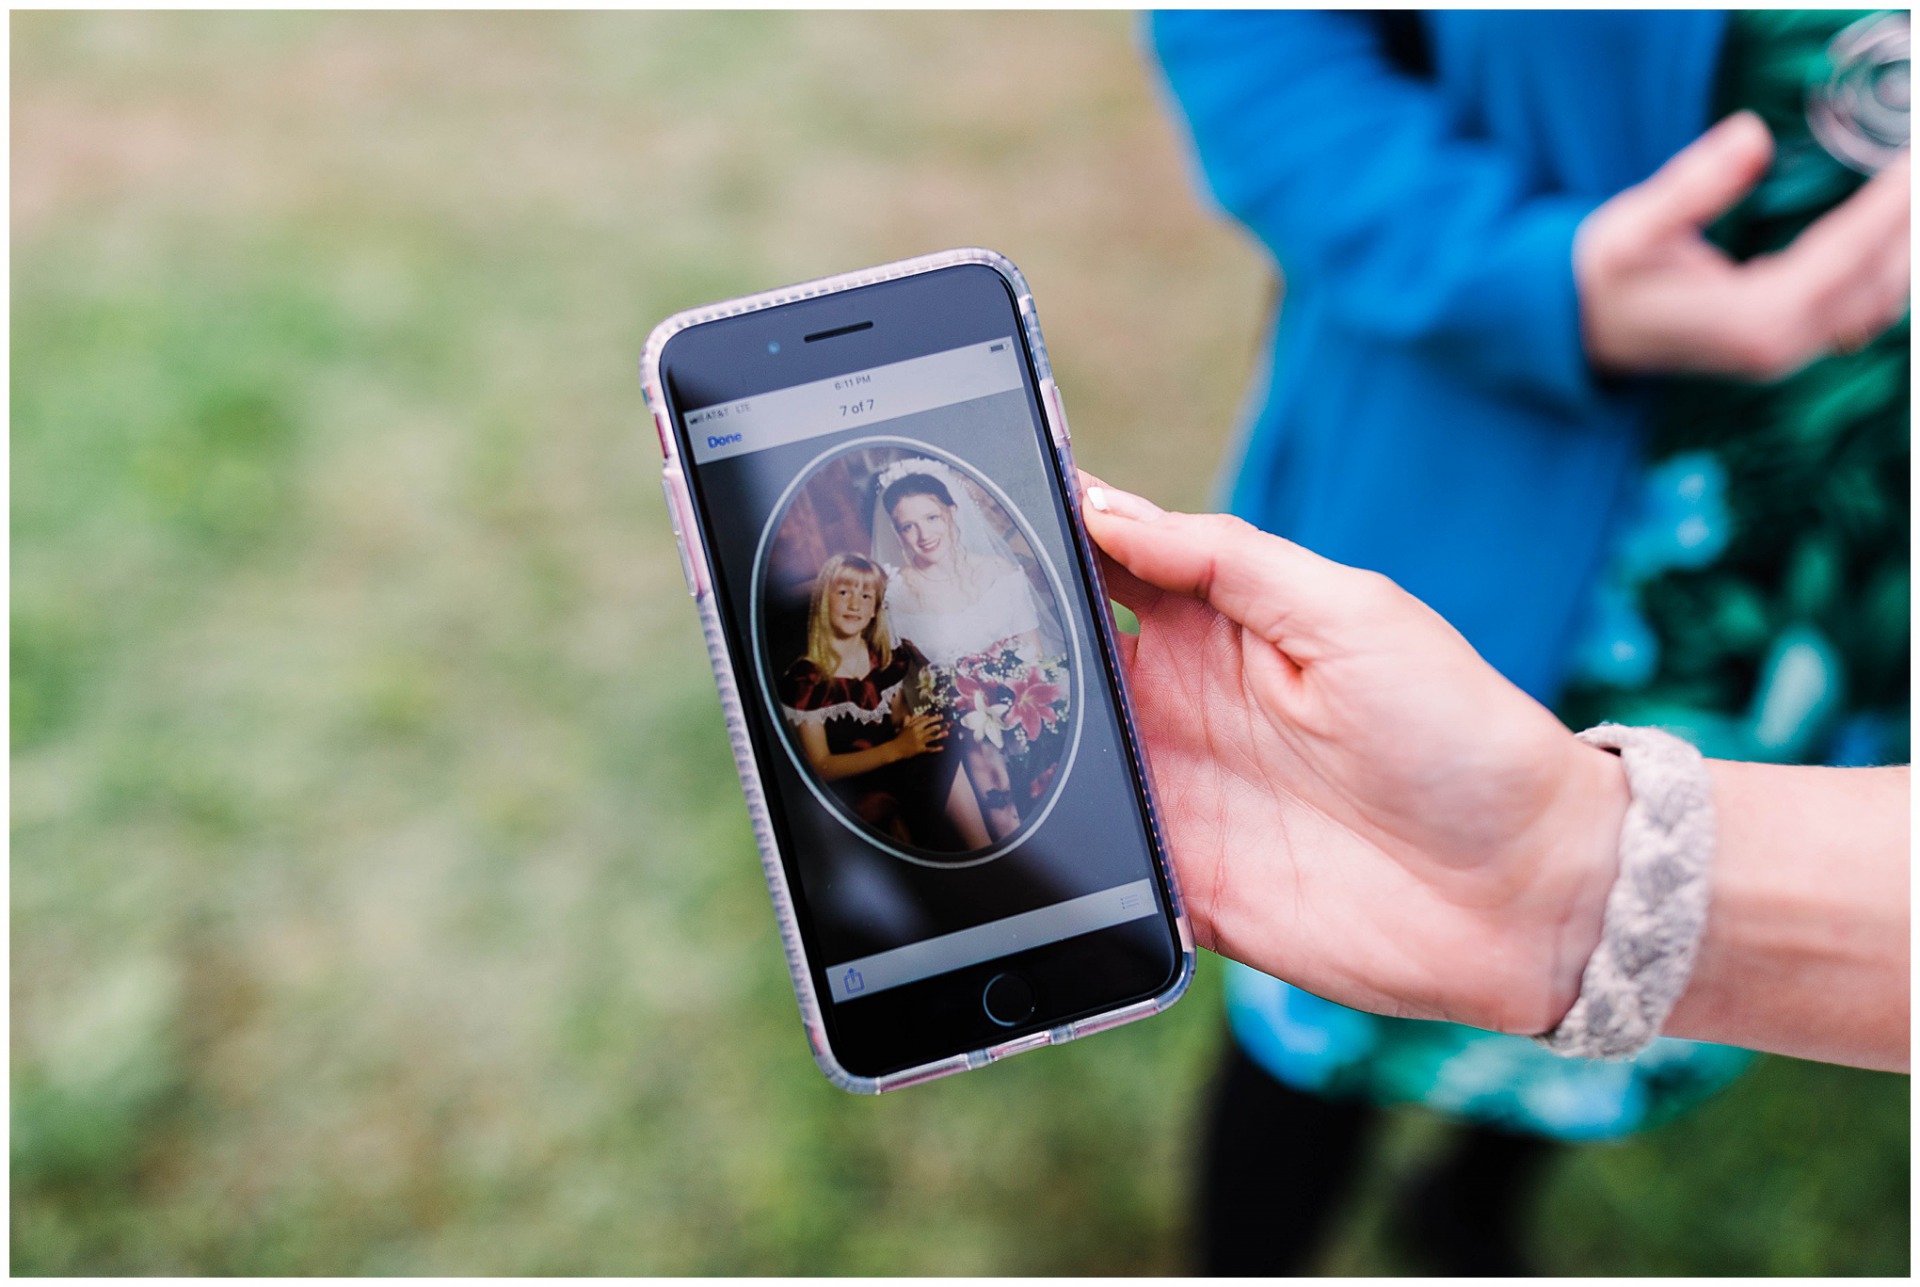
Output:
(1193, 1039), (1378, 1276)
(1393, 1121), (1562, 1276)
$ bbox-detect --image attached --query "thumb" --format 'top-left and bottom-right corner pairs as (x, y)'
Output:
(1081, 480), (1368, 655)
(1630, 110), (1774, 236)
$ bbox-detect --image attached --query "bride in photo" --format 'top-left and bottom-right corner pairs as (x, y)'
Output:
(872, 456), (1070, 846)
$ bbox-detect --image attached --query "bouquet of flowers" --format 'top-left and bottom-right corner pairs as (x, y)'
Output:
(931, 646), (1071, 761)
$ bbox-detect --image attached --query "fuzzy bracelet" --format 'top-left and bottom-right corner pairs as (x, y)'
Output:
(1535, 724), (1716, 1061)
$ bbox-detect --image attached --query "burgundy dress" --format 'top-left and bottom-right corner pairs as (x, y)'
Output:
(778, 641), (965, 853)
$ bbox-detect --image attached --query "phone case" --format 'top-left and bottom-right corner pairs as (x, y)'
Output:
(638, 247), (1196, 1093)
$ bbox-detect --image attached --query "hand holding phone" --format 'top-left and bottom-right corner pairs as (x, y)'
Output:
(1080, 478), (1623, 1038)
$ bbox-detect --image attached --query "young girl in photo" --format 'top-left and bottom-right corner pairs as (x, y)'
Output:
(779, 553), (988, 852)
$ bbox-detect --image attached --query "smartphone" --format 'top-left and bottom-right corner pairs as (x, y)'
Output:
(639, 248), (1193, 1092)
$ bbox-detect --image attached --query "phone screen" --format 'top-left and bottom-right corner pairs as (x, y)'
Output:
(659, 264), (1179, 1076)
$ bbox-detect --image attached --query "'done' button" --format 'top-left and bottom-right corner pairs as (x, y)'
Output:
(981, 972), (1036, 1027)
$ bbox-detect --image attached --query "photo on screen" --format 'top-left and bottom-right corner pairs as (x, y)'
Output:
(752, 438), (1079, 866)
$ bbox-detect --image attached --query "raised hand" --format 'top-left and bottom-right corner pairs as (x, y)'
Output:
(1576, 111), (1911, 381)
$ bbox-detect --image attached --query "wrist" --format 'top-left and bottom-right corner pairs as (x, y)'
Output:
(1534, 740), (1631, 1028)
(1536, 725), (1722, 1060)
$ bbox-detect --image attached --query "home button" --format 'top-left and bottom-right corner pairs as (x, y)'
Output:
(982, 972), (1036, 1026)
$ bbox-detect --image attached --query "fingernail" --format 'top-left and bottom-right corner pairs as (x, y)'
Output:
(1085, 485), (1165, 521)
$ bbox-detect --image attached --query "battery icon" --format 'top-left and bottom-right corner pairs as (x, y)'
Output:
(989, 342), (1006, 352)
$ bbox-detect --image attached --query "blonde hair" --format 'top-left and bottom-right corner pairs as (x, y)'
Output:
(806, 553), (893, 675)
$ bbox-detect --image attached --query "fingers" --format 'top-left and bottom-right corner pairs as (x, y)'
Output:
(1814, 153), (1912, 353)
(1081, 482), (1371, 653)
(1079, 470), (1164, 618)
(1632, 110), (1774, 238)
(1794, 148), (1909, 257)
(1084, 481), (1165, 522)
(1768, 148), (1910, 298)
(1573, 115), (1771, 375)
(1094, 544), (1160, 613)
(1094, 555), (1143, 672)
(1829, 233), (1911, 355)
(1734, 151), (1911, 375)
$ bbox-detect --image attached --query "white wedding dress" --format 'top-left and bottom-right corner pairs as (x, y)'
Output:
(885, 558), (1043, 667)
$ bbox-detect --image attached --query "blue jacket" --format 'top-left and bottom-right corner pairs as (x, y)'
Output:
(1151, 10), (1727, 701)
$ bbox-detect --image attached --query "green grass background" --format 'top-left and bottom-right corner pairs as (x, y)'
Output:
(11, 11), (1908, 1275)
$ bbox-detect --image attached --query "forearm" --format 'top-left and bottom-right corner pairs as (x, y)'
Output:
(1662, 762), (1910, 1070)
